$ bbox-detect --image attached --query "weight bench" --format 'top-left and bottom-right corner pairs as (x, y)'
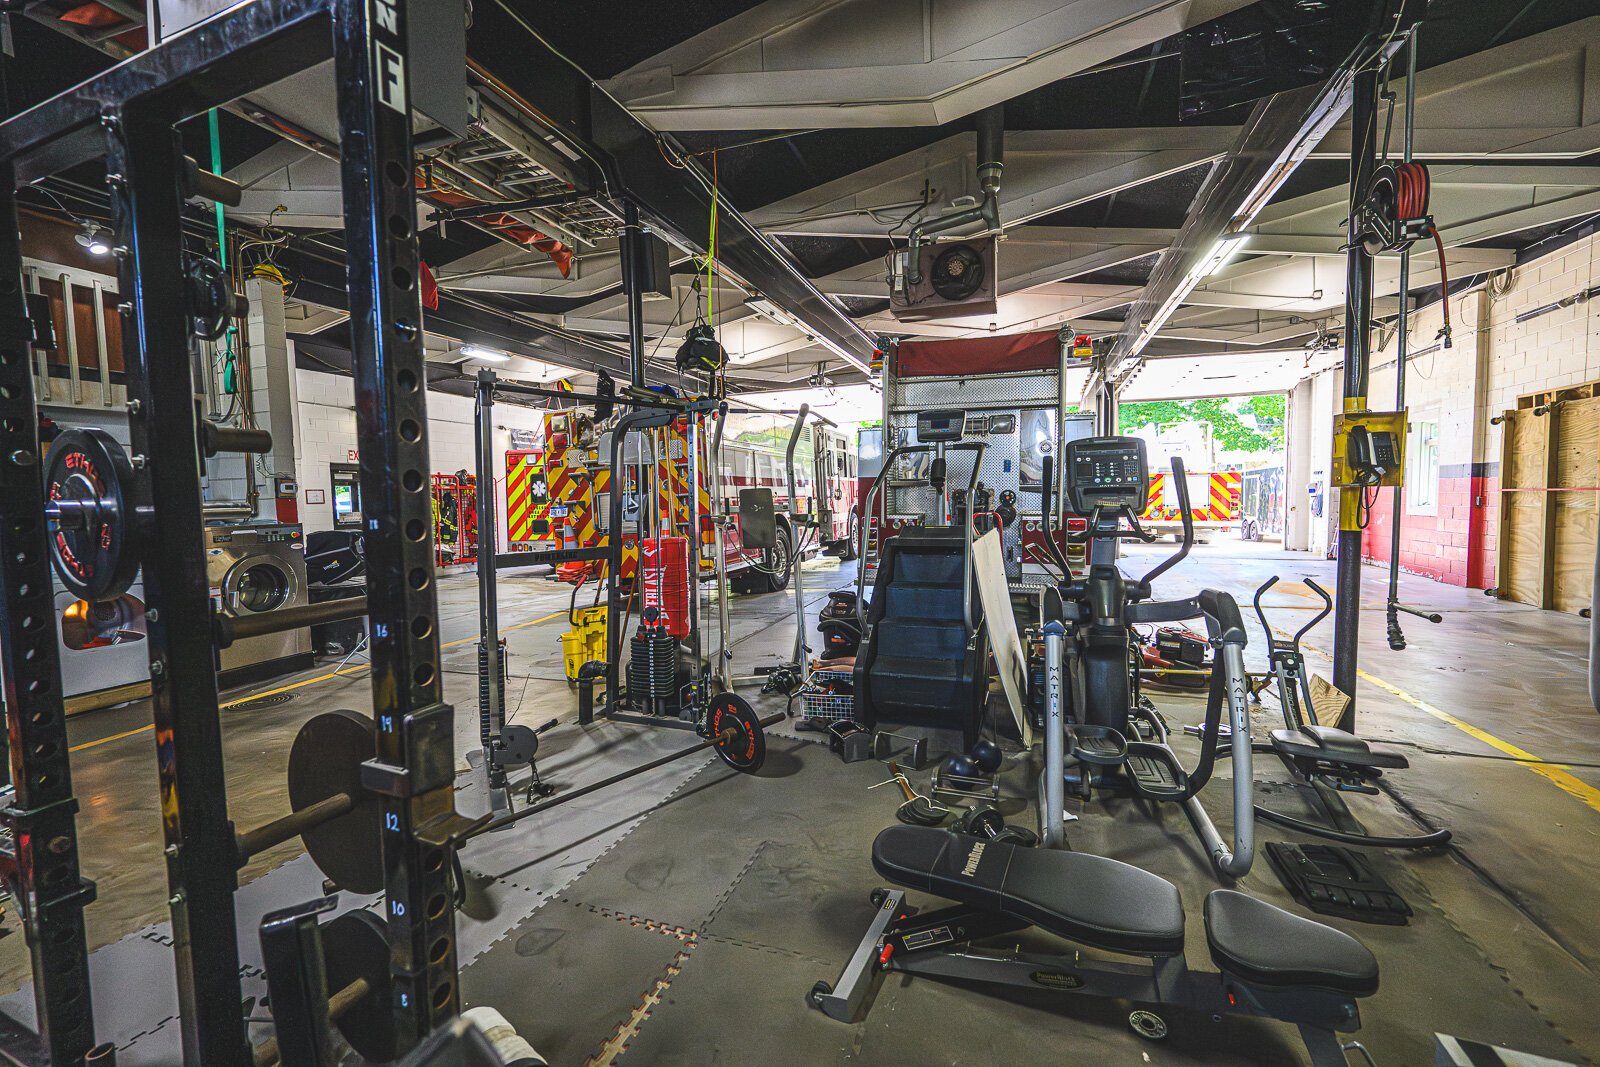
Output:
(812, 827), (1379, 1066)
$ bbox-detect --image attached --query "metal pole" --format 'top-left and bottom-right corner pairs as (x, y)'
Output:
(476, 370), (507, 809)
(92, 278), (113, 406)
(59, 272), (81, 403)
(621, 200), (646, 387)
(1332, 64), (1381, 730)
(785, 405), (810, 672)
(709, 403), (732, 687)
(1386, 26), (1418, 652)
(106, 105), (249, 1066)
(332, 0), (462, 1048)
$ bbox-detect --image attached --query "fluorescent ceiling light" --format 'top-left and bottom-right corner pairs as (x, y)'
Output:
(1129, 233), (1253, 361)
(1200, 232), (1251, 278)
(460, 344), (509, 363)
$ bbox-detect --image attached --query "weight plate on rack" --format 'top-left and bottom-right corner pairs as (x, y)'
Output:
(709, 692), (765, 774)
(323, 909), (395, 1063)
(288, 709), (384, 895)
(45, 428), (141, 602)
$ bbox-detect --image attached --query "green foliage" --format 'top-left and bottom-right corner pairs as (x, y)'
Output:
(1118, 394), (1285, 452)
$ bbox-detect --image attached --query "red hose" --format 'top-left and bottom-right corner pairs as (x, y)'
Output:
(1392, 161), (1452, 349)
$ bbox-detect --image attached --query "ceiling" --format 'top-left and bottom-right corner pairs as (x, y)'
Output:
(11, 0), (1600, 402)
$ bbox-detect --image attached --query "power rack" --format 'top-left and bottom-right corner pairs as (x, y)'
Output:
(0, 3), (467, 1062)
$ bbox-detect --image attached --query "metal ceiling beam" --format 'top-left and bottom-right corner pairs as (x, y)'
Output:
(466, 40), (878, 371)
(1103, 30), (1408, 387)
(751, 128), (1232, 239)
(1308, 19), (1600, 161)
(604, 0), (1252, 130)
(812, 234), (1161, 299)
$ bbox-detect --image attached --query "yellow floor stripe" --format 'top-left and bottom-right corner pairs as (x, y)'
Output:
(1354, 668), (1600, 816)
(1285, 629), (1600, 816)
(68, 609), (567, 753)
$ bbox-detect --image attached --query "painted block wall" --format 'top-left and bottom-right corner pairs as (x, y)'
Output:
(1308, 231), (1600, 591)
(290, 359), (548, 554)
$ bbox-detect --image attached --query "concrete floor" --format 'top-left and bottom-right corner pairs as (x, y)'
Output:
(4, 543), (1597, 1065)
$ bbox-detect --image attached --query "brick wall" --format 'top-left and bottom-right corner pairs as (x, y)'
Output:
(1321, 232), (1600, 589)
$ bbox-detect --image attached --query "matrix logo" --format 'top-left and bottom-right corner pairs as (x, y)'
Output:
(961, 842), (985, 878)
(372, 0), (406, 115)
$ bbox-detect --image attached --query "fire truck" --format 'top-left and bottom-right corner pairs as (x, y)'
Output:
(504, 405), (857, 593)
(1139, 468), (1244, 540)
(865, 329), (1096, 585)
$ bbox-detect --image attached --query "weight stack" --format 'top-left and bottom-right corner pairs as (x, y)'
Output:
(628, 627), (677, 713)
(478, 638), (510, 771)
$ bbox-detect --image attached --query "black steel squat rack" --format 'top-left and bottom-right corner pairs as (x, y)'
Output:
(0, 2), (468, 1063)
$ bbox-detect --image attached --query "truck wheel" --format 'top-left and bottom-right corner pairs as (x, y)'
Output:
(762, 526), (794, 592)
(837, 514), (859, 561)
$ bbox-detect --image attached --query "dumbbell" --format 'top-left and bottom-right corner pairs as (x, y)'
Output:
(952, 802), (1038, 847)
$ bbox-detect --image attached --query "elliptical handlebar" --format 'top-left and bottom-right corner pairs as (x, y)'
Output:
(1038, 455), (1075, 578)
(1137, 456), (1194, 591)
(855, 444), (932, 629)
(1254, 575), (1334, 654)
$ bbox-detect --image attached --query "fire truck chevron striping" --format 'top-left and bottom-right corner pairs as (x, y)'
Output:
(1141, 470), (1242, 527)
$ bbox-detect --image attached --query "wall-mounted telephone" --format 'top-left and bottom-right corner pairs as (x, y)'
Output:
(1347, 425), (1399, 487)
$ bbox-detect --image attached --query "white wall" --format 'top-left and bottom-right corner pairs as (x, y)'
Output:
(290, 364), (548, 552)
(1284, 378), (1314, 551)
(1305, 369), (1341, 559)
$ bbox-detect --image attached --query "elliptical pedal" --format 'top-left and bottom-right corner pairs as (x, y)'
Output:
(1125, 742), (1188, 800)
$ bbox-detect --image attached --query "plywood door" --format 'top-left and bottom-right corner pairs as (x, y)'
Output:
(1551, 396), (1599, 615)
(1498, 408), (1547, 606)
(1497, 398), (1600, 614)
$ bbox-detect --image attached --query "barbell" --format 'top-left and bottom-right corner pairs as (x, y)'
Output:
(43, 425), (274, 602)
(252, 697), (775, 895)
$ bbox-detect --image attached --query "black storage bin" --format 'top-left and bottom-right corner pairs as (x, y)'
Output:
(309, 582), (367, 656)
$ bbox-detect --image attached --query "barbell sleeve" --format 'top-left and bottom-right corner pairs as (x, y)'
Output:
(236, 792), (356, 865)
(251, 977), (371, 1067)
(216, 596), (368, 649)
(202, 421), (274, 457)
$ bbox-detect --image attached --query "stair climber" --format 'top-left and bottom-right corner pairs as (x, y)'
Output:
(852, 410), (989, 751)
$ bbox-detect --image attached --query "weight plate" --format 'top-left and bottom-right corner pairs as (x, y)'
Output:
(45, 428), (140, 602)
(496, 724), (540, 767)
(288, 710), (383, 895)
(709, 692), (765, 774)
(323, 909), (395, 1063)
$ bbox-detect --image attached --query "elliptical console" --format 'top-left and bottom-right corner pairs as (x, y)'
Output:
(1061, 436), (1150, 516)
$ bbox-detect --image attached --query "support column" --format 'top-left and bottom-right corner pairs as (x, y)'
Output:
(106, 106), (249, 1066)
(621, 200), (646, 387)
(1332, 65), (1380, 730)
(244, 276), (298, 521)
(1284, 380), (1314, 552)
(332, 0), (463, 1051)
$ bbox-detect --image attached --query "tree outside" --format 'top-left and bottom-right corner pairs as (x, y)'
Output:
(1118, 395), (1286, 453)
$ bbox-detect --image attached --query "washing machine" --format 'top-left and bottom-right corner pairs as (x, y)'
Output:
(206, 523), (314, 688)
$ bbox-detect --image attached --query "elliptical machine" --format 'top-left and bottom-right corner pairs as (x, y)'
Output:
(1252, 576), (1451, 850)
(1036, 437), (1257, 878)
